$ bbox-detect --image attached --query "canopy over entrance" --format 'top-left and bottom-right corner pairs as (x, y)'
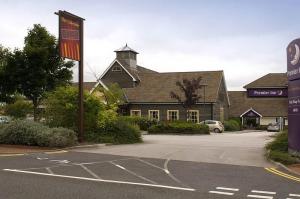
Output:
(240, 108), (262, 128)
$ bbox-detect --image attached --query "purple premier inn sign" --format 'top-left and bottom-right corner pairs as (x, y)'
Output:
(287, 38), (300, 155)
(247, 88), (288, 97)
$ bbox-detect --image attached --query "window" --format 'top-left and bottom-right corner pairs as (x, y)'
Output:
(187, 110), (199, 123)
(167, 110), (179, 121)
(112, 65), (122, 72)
(130, 110), (141, 117)
(148, 110), (159, 121)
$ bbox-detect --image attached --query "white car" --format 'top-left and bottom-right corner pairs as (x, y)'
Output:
(0, 116), (9, 124)
(200, 120), (224, 133)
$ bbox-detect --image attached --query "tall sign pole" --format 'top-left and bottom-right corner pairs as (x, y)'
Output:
(287, 38), (300, 157)
(56, 10), (85, 142)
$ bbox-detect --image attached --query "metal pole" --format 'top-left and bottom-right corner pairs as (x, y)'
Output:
(78, 19), (84, 142)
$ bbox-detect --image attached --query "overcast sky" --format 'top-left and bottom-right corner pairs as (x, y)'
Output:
(0, 0), (299, 90)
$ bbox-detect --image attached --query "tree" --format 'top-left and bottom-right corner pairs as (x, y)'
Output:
(6, 24), (74, 120)
(170, 77), (203, 122)
(4, 97), (33, 119)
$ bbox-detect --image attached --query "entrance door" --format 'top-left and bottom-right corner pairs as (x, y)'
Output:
(240, 108), (262, 129)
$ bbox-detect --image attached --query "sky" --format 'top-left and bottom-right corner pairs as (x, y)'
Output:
(0, 0), (299, 90)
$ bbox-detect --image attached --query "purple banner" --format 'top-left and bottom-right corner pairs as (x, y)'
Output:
(287, 39), (300, 81)
(247, 88), (288, 97)
(288, 79), (300, 152)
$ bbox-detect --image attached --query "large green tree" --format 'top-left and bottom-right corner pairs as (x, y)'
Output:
(2, 24), (74, 120)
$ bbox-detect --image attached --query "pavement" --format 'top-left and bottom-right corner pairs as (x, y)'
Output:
(74, 131), (275, 167)
(0, 130), (299, 199)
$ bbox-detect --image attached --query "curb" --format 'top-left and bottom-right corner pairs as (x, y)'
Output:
(65, 143), (107, 150)
(270, 159), (300, 177)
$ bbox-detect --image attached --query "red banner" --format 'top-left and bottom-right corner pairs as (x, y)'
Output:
(59, 11), (82, 61)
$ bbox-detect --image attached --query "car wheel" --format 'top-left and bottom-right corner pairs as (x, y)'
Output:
(214, 128), (221, 133)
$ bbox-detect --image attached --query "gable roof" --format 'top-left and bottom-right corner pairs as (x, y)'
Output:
(244, 73), (287, 89)
(240, 108), (262, 118)
(228, 91), (288, 117)
(123, 71), (225, 103)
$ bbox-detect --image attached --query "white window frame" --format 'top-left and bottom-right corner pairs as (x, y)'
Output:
(187, 110), (199, 123)
(148, 110), (160, 121)
(112, 65), (122, 72)
(130, 110), (141, 117)
(167, 110), (179, 121)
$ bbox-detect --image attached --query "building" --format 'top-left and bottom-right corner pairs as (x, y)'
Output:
(229, 73), (288, 128)
(93, 44), (230, 123)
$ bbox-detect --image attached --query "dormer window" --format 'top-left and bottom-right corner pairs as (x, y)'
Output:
(112, 65), (122, 72)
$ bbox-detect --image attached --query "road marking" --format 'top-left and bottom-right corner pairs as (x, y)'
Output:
(111, 162), (157, 184)
(45, 150), (68, 154)
(3, 169), (196, 192)
(247, 194), (273, 199)
(136, 158), (164, 170)
(209, 191), (234, 195)
(290, 194), (300, 197)
(45, 167), (54, 175)
(79, 164), (101, 179)
(251, 190), (276, 195)
(265, 168), (300, 183)
(37, 157), (49, 160)
(0, 153), (25, 157)
(78, 158), (135, 165)
(216, 187), (239, 191)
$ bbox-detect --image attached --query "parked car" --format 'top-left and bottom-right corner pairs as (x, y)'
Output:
(0, 116), (10, 124)
(200, 120), (224, 133)
(267, 123), (280, 132)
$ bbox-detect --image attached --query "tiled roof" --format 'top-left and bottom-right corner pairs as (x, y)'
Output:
(72, 82), (97, 91)
(228, 91), (288, 117)
(244, 73), (287, 89)
(123, 71), (224, 103)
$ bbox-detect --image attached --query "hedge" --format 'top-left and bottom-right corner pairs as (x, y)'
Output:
(85, 119), (142, 144)
(119, 116), (157, 131)
(0, 120), (77, 147)
(148, 121), (209, 134)
(224, 120), (240, 131)
(265, 131), (299, 165)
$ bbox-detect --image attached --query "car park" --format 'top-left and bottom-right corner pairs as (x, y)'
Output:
(200, 120), (224, 133)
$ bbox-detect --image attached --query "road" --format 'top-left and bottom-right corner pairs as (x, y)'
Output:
(0, 131), (299, 199)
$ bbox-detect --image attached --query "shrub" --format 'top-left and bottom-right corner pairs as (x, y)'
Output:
(4, 99), (33, 119)
(224, 120), (240, 131)
(148, 121), (209, 134)
(265, 131), (299, 165)
(85, 119), (142, 144)
(0, 120), (77, 147)
(119, 116), (157, 131)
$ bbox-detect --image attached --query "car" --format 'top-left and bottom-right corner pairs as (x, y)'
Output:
(200, 120), (224, 133)
(0, 116), (10, 124)
(267, 123), (280, 132)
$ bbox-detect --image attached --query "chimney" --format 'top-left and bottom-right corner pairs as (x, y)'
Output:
(114, 44), (138, 70)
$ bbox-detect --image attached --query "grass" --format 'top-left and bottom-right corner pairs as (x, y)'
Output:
(266, 130), (300, 165)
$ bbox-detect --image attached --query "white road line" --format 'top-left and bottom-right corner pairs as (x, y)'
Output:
(164, 169), (170, 174)
(110, 162), (157, 184)
(216, 187), (239, 191)
(290, 194), (300, 197)
(3, 169), (196, 192)
(45, 167), (54, 175)
(79, 164), (101, 179)
(78, 158), (135, 165)
(209, 191), (234, 195)
(135, 158), (164, 170)
(251, 190), (276, 195)
(247, 194), (273, 199)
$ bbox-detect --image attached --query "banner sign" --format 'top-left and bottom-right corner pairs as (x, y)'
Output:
(287, 38), (300, 155)
(287, 39), (300, 81)
(288, 79), (300, 152)
(247, 88), (288, 97)
(58, 11), (82, 61)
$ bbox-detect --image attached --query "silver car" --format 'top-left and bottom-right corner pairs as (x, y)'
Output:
(0, 116), (9, 124)
(267, 123), (280, 132)
(200, 120), (224, 133)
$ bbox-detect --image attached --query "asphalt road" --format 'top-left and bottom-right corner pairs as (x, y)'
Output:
(0, 151), (299, 199)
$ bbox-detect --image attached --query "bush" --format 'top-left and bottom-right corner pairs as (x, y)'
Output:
(224, 120), (240, 131)
(0, 120), (77, 147)
(85, 119), (142, 144)
(266, 131), (299, 165)
(119, 116), (157, 131)
(4, 99), (33, 119)
(148, 121), (209, 134)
